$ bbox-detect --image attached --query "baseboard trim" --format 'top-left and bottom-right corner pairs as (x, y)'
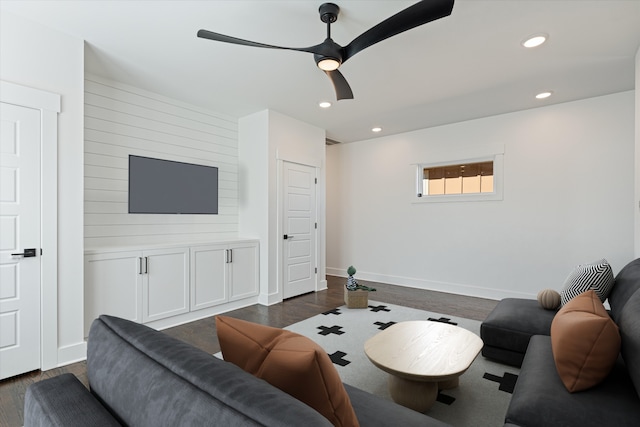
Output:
(326, 268), (533, 301)
(57, 341), (88, 368)
(259, 291), (282, 306)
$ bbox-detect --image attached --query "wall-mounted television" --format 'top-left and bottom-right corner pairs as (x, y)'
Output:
(128, 155), (218, 214)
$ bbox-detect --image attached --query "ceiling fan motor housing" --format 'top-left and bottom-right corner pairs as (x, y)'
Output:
(319, 3), (340, 23)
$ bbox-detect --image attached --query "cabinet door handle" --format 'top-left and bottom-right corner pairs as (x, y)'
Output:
(144, 256), (149, 274)
(138, 257), (143, 275)
(228, 249), (232, 263)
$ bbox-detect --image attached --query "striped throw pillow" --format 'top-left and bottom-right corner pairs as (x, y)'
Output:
(560, 259), (615, 305)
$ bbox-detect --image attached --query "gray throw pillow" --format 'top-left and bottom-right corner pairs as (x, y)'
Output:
(560, 259), (615, 305)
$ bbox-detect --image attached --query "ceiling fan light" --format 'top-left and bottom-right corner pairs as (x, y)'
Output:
(317, 57), (341, 71)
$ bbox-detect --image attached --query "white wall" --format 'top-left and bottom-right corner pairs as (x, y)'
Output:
(327, 92), (635, 300)
(239, 110), (326, 304)
(1, 12), (85, 365)
(84, 75), (239, 248)
(238, 111), (270, 300)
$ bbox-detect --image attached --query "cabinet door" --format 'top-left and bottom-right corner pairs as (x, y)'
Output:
(84, 251), (142, 337)
(228, 243), (259, 301)
(190, 245), (228, 310)
(142, 248), (189, 323)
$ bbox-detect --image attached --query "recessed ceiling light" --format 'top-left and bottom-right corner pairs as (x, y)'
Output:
(319, 101), (332, 108)
(371, 127), (382, 133)
(535, 91), (553, 99)
(522, 33), (548, 48)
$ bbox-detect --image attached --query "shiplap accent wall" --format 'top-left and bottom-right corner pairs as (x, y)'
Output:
(84, 75), (239, 248)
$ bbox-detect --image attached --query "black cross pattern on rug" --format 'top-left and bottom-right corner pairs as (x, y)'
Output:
(328, 351), (351, 367)
(368, 305), (391, 313)
(317, 325), (345, 336)
(436, 391), (455, 405)
(427, 317), (458, 326)
(322, 308), (342, 316)
(373, 321), (396, 330)
(483, 372), (518, 393)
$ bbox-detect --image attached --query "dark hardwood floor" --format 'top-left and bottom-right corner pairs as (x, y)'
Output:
(0, 276), (497, 427)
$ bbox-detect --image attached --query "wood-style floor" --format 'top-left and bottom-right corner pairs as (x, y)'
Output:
(0, 276), (497, 427)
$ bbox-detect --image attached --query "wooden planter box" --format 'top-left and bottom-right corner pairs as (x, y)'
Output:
(344, 287), (368, 308)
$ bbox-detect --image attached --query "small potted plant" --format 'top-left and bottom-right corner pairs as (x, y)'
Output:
(344, 266), (375, 308)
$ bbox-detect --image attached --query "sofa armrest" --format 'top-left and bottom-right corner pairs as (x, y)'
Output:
(24, 373), (121, 427)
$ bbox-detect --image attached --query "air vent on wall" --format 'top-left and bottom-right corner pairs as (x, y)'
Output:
(325, 138), (341, 145)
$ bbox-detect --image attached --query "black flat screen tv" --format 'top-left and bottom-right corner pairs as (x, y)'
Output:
(128, 155), (218, 214)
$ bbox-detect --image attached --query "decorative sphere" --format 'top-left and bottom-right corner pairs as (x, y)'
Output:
(537, 289), (561, 310)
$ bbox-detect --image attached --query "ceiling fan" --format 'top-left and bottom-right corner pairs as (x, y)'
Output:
(197, 0), (455, 100)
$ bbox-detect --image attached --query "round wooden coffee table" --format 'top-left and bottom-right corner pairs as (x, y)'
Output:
(364, 320), (483, 412)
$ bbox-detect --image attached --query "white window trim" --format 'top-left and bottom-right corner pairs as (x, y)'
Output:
(413, 153), (504, 203)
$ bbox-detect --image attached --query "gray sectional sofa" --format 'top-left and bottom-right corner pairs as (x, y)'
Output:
(481, 258), (640, 427)
(25, 314), (450, 427)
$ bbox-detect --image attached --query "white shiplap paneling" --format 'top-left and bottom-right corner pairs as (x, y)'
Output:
(84, 75), (239, 248)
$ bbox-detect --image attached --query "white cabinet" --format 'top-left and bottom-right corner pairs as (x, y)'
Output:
(142, 248), (189, 323)
(84, 247), (189, 335)
(84, 251), (142, 336)
(85, 240), (258, 335)
(190, 245), (227, 310)
(190, 241), (259, 310)
(228, 242), (259, 301)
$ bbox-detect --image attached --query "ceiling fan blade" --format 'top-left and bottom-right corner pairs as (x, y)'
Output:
(324, 69), (353, 100)
(342, 0), (454, 63)
(197, 29), (323, 55)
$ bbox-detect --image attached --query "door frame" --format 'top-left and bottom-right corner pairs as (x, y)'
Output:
(1, 81), (60, 371)
(277, 159), (319, 300)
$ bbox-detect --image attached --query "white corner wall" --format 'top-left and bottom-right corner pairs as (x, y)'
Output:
(238, 111), (271, 301)
(327, 92), (635, 300)
(239, 110), (326, 304)
(1, 12), (85, 366)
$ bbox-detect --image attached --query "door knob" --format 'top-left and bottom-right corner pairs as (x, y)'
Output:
(11, 248), (37, 257)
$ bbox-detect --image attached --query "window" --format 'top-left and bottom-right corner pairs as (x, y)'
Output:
(423, 161), (494, 195)
(415, 153), (503, 203)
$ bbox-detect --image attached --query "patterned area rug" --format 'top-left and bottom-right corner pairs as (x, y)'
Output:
(284, 301), (519, 427)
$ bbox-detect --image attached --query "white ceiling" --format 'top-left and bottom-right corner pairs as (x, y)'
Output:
(2, 0), (639, 143)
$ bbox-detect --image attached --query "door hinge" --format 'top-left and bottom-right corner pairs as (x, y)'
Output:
(315, 267), (318, 274)
(315, 178), (317, 184)
(315, 222), (317, 229)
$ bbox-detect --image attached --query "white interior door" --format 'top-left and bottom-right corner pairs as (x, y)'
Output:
(0, 102), (41, 379)
(283, 162), (316, 299)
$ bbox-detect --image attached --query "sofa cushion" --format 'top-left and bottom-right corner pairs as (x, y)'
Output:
(343, 383), (451, 427)
(216, 315), (359, 427)
(480, 298), (557, 367)
(617, 288), (640, 400)
(505, 335), (640, 427)
(560, 259), (615, 305)
(609, 258), (640, 322)
(551, 290), (621, 392)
